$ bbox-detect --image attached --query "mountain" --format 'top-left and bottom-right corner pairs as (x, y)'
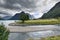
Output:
(3, 16), (12, 20)
(0, 18), (4, 20)
(9, 11), (34, 20)
(0, 12), (12, 20)
(9, 11), (28, 20)
(0, 16), (4, 20)
(41, 2), (60, 19)
(9, 13), (21, 20)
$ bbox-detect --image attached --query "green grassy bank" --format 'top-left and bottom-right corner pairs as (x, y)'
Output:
(41, 35), (60, 40)
(17, 18), (60, 25)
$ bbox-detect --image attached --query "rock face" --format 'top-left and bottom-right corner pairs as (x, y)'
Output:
(41, 2), (60, 19)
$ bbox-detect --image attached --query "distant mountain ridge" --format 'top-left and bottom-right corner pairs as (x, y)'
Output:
(9, 13), (21, 20)
(9, 11), (33, 20)
(0, 11), (34, 20)
(3, 16), (12, 20)
(0, 12), (12, 20)
(41, 2), (60, 19)
(0, 17), (4, 20)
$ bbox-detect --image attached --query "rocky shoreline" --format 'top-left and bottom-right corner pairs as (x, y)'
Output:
(9, 23), (59, 26)
(9, 23), (40, 26)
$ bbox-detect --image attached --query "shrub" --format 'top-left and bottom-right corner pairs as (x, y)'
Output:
(0, 25), (9, 40)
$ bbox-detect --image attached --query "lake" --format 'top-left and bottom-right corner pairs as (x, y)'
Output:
(0, 20), (60, 40)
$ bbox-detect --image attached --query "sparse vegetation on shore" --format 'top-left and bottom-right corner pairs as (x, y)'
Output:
(0, 25), (9, 40)
(28, 35), (60, 40)
(41, 35), (60, 40)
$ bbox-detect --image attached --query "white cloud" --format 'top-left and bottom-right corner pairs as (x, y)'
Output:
(13, 3), (22, 8)
(0, 0), (6, 4)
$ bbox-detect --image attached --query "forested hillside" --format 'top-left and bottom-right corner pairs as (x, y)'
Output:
(41, 2), (60, 19)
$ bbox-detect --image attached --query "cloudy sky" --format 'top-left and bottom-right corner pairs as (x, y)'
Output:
(0, 0), (60, 18)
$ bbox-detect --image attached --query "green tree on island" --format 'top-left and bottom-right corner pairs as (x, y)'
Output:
(0, 24), (9, 40)
(19, 11), (29, 23)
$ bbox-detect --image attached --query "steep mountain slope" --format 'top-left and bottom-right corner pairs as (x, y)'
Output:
(41, 2), (60, 19)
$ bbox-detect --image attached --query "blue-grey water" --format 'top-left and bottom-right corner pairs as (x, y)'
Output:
(0, 20), (60, 40)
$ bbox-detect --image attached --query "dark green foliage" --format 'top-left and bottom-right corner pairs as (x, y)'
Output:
(0, 25), (9, 40)
(19, 11), (29, 23)
(41, 2), (60, 19)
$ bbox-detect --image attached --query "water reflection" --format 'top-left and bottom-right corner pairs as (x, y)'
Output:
(0, 20), (60, 40)
(8, 33), (29, 40)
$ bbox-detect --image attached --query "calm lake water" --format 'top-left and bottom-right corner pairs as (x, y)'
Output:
(0, 20), (60, 40)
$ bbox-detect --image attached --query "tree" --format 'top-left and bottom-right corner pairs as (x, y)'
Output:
(19, 11), (29, 23)
(0, 24), (9, 40)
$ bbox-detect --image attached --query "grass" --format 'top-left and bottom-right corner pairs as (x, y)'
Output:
(28, 35), (60, 40)
(17, 18), (60, 25)
(41, 35), (60, 40)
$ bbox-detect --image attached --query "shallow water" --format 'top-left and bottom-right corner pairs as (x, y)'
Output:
(0, 20), (60, 40)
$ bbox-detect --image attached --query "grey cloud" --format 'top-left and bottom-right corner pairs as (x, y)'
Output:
(0, 12), (11, 16)
(0, 0), (36, 11)
(0, 0), (60, 14)
(0, 0), (21, 10)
